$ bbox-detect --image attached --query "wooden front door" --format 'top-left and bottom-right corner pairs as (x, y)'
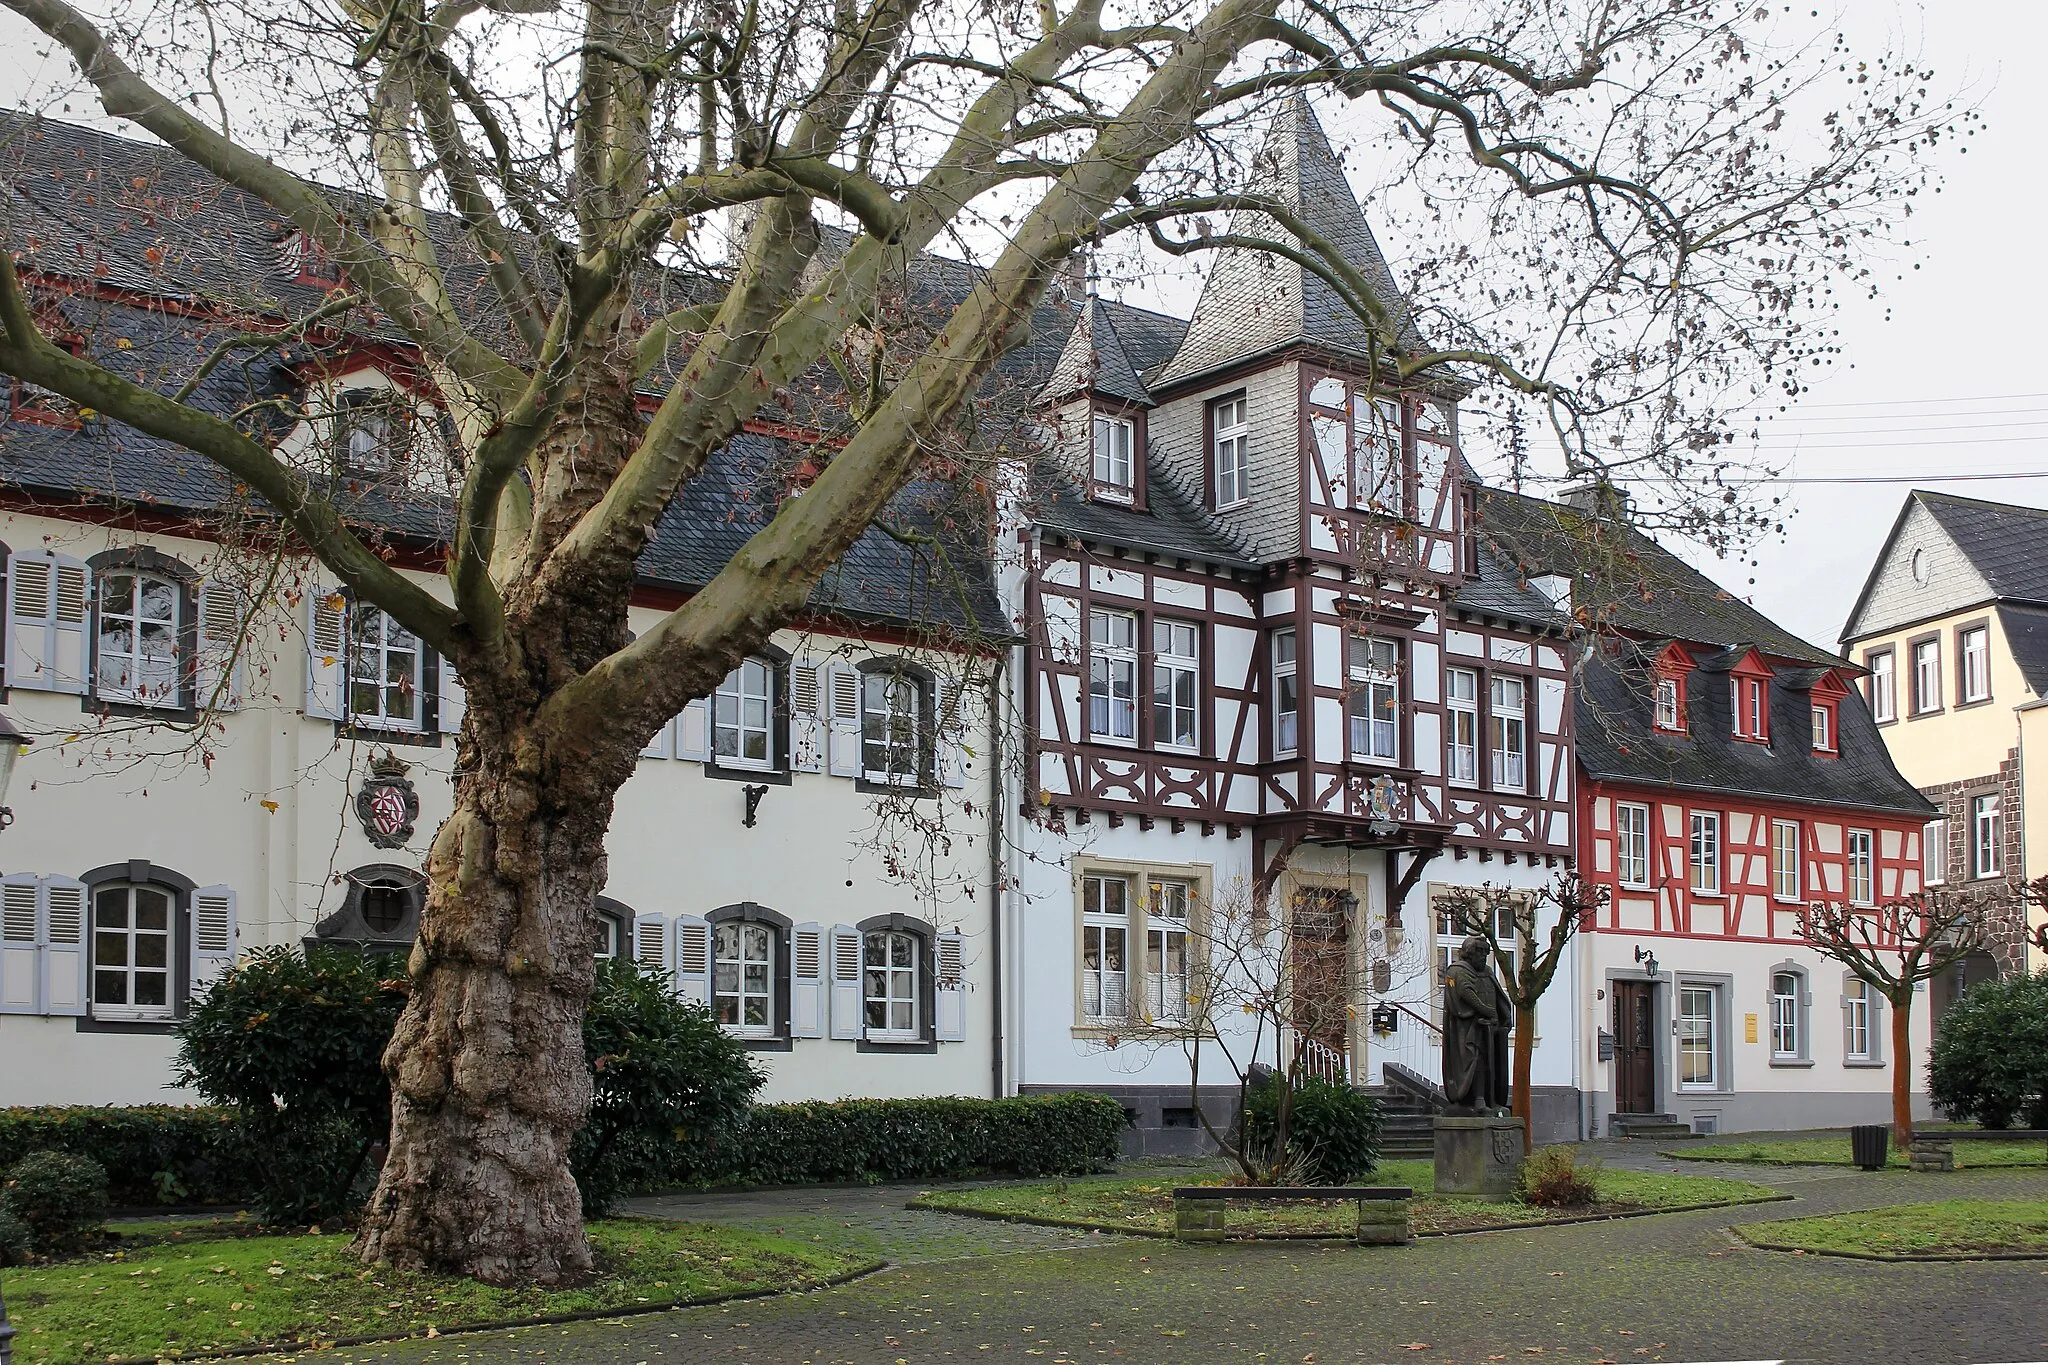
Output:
(1289, 888), (1351, 1075)
(1612, 980), (1657, 1114)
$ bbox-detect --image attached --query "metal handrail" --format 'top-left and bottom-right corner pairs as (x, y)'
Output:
(1381, 1000), (1443, 1036)
(1295, 1036), (1352, 1085)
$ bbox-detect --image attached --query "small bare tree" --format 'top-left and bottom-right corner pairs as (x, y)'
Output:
(1802, 891), (1990, 1145)
(1436, 872), (1606, 1141)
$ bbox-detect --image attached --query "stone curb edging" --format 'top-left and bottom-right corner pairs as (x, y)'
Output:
(77, 1258), (888, 1365)
(906, 1192), (1793, 1242)
(1731, 1225), (2048, 1263)
(1659, 1151), (2048, 1170)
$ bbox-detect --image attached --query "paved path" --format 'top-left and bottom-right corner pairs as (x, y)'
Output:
(299, 1160), (2048, 1365)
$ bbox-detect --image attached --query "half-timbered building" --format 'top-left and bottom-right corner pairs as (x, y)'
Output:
(1479, 487), (1939, 1136)
(1001, 98), (1585, 1149)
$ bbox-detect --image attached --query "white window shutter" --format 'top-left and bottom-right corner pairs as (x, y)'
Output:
(0, 872), (38, 1014)
(674, 698), (710, 763)
(673, 914), (712, 1006)
(633, 913), (672, 980)
(439, 662), (467, 735)
(7, 552), (89, 694)
(790, 660), (825, 774)
(1868, 988), (1886, 1064)
(790, 921), (826, 1038)
(826, 664), (861, 778)
(829, 924), (863, 1038)
(304, 589), (347, 720)
(639, 714), (674, 760)
(41, 875), (88, 1017)
(195, 580), (247, 711)
(190, 884), (238, 991)
(936, 676), (968, 789)
(935, 930), (968, 1042)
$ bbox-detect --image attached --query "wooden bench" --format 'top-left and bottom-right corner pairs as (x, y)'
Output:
(1909, 1128), (2048, 1172)
(1170, 1185), (1413, 1245)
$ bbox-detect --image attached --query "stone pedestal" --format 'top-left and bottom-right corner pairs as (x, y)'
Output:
(1433, 1115), (1525, 1201)
(1909, 1137), (1955, 1172)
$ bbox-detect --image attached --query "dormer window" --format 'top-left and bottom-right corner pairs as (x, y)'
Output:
(279, 229), (341, 287)
(1654, 677), (1682, 731)
(1811, 703), (1835, 753)
(1091, 412), (1135, 501)
(1212, 394), (1249, 507)
(333, 387), (408, 478)
(1730, 675), (1768, 742)
(1807, 668), (1848, 758)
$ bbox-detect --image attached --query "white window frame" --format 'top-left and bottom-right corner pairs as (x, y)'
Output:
(1446, 667), (1479, 785)
(1616, 802), (1651, 889)
(1677, 983), (1719, 1091)
(1770, 819), (1801, 902)
(332, 386), (408, 478)
(1359, 397), (1403, 508)
(1844, 978), (1873, 1061)
(1869, 649), (1895, 722)
(1088, 608), (1139, 744)
(1081, 873), (1130, 1024)
(1913, 638), (1942, 714)
(347, 603), (425, 732)
(1145, 877), (1192, 1023)
(1212, 394), (1250, 507)
(1654, 676), (1681, 730)
(1961, 625), (1990, 703)
(1972, 793), (2002, 879)
(862, 928), (922, 1042)
(90, 882), (174, 1022)
(95, 569), (183, 708)
(860, 669), (925, 785)
(1746, 678), (1767, 740)
(1689, 811), (1721, 894)
(712, 919), (777, 1038)
(1273, 627), (1299, 757)
(1811, 704), (1832, 753)
(1151, 619), (1199, 753)
(1489, 674), (1527, 791)
(1770, 971), (1802, 1060)
(1847, 829), (1875, 906)
(1091, 412), (1135, 498)
(1924, 818), (1947, 886)
(1348, 635), (1399, 762)
(712, 657), (776, 771)
(1435, 897), (1520, 1029)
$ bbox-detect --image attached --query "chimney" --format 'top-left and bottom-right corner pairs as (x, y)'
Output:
(1560, 479), (1631, 522)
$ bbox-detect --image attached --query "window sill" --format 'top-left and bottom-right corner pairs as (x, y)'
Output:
(737, 1034), (793, 1053)
(1215, 498), (1250, 512)
(1091, 489), (1136, 506)
(1955, 696), (1994, 711)
(1908, 708), (1944, 720)
(1618, 881), (1652, 893)
(856, 774), (935, 798)
(339, 721), (441, 748)
(1085, 735), (1141, 750)
(1677, 1086), (1733, 1097)
(76, 1015), (177, 1035)
(857, 1035), (937, 1054)
(704, 761), (791, 786)
(1768, 1058), (1815, 1069)
(1844, 1058), (1887, 1069)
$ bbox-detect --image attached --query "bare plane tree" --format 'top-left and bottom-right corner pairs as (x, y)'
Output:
(0, 0), (1963, 1282)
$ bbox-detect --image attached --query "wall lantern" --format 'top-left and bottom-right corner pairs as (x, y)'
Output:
(1633, 944), (1659, 978)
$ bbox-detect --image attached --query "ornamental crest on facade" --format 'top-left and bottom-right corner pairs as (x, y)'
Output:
(355, 750), (419, 849)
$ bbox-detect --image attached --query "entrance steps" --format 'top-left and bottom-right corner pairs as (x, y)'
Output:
(1360, 1081), (1440, 1158)
(1608, 1112), (1698, 1140)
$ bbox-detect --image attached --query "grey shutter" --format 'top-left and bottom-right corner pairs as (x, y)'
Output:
(936, 676), (968, 789)
(439, 662), (468, 735)
(305, 590), (347, 719)
(790, 660), (825, 774)
(195, 579), (247, 711)
(790, 921), (826, 1038)
(829, 924), (863, 1038)
(639, 713), (674, 760)
(0, 873), (37, 1014)
(935, 930), (967, 1042)
(41, 875), (88, 1017)
(826, 664), (861, 777)
(673, 914), (712, 1007)
(7, 551), (90, 694)
(674, 698), (710, 763)
(633, 913), (672, 980)
(190, 884), (238, 992)
(1867, 985), (1886, 1063)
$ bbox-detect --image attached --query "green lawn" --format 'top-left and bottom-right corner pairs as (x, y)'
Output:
(910, 1159), (1783, 1239)
(1665, 1135), (2048, 1169)
(0, 1219), (876, 1365)
(1741, 1199), (2048, 1258)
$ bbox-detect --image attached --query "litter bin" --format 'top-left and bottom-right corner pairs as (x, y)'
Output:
(1850, 1123), (1890, 1171)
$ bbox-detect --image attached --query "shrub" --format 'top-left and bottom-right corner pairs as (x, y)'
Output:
(175, 944), (409, 1224)
(1, 1151), (109, 1256)
(0, 1203), (29, 1265)
(0, 1105), (249, 1206)
(1243, 1077), (1384, 1185)
(1518, 1145), (1598, 1209)
(1928, 970), (2048, 1130)
(574, 957), (764, 1215)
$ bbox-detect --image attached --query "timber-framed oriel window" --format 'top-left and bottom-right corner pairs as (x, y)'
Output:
(1088, 608), (1139, 743)
(1347, 635), (1399, 763)
(1489, 674), (1527, 791)
(1446, 666), (1479, 784)
(1272, 627), (1299, 757)
(1152, 619), (1199, 752)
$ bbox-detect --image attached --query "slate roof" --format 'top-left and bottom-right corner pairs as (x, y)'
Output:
(1037, 297), (1153, 407)
(1030, 450), (1255, 568)
(1150, 94), (1424, 391)
(1995, 603), (2048, 699)
(1915, 492), (2048, 605)
(1447, 541), (1572, 632)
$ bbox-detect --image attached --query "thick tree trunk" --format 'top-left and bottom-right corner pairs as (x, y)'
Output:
(352, 718), (623, 1284)
(1890, 991), (1915, 1148)
(1511, 1004), (1535, 1146)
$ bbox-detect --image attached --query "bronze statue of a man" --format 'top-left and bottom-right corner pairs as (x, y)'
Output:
(1442, 934), (1511, 1113)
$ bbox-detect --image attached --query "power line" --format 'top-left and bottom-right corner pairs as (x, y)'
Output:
(1629, 470), (2048, 486)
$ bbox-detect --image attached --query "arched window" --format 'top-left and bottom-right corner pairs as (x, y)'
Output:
(78, 860), (199, 1025)
(88, 549), (197, 712)
(1768, 962), (1811, 1065)
(594, 896), (631, 960)
(707, 902), (791, 1048)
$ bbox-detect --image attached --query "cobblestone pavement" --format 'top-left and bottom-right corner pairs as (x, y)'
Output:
(299, 1162), (2048, 1365)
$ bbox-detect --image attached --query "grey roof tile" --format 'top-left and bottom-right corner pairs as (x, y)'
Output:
(1995, 603), (2048, 699)
(1914, 492), (2048, 606)
(1038, 297), (1153, 407)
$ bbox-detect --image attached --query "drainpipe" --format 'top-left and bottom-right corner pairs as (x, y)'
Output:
(988, 649), (1007, 1099)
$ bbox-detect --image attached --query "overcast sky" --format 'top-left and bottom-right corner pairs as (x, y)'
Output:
(2, 1), (2038, 656)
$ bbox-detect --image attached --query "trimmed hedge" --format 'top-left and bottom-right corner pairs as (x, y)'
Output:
(0, 1105), (251, 1207)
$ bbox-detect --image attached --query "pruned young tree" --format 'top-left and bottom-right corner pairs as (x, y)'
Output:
(1802, 891), (1990, 1146)
(0, 0), (1962, 1282)
(1436, 872), (1606, 1141)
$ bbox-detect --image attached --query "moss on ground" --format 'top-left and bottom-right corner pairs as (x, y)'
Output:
(1666, 1135), (2048, 1169)
(910, 1158), (1782, 1238)
(1741, 1198), (2048, 1258)
(1, 1219), (876, 1364)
